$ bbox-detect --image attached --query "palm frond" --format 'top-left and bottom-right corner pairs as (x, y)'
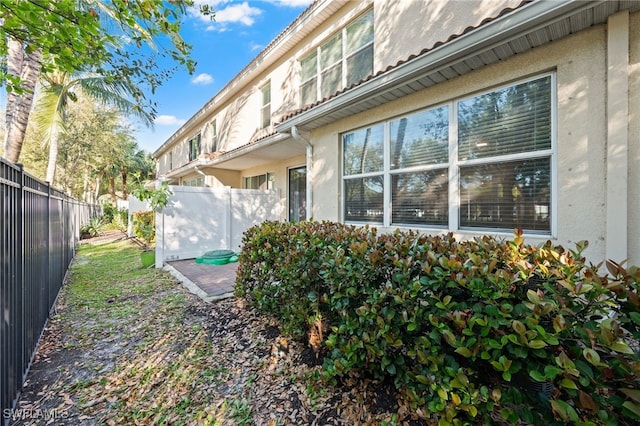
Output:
(32, 88), (67, 148)
(76, 76), (154, 126)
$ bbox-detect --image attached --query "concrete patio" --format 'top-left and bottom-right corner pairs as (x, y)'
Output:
(165, 259), (237, 302)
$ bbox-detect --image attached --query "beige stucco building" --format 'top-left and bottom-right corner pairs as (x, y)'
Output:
(153, 0), (640, 265)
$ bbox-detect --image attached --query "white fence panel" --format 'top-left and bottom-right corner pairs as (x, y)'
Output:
(230, 189), (283, 250)
(156, 186), (283, 265)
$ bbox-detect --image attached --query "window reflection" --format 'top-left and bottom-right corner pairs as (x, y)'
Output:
(460, 158), (550, 231)
(344, 177), (384, 223)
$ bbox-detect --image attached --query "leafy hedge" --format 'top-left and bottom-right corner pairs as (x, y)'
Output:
(235, 221), (640, 425)
(102, 202), (129, 229)
(131, 211), (155, 246)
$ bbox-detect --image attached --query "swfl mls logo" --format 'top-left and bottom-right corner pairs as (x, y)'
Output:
(2, 408), (69, 421)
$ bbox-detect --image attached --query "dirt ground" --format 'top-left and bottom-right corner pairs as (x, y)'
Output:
(8, 232), (421, 426)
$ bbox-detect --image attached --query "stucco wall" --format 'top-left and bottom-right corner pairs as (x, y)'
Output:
(628, 11), (640, 264)
(310, 22), (617, 263)
(374, 0), (519, 72)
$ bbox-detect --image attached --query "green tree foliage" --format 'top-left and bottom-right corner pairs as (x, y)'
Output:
(21, 97), (152, 203)
(34, 70), (154, 183)
(1, 0), (213, 162)
(0, 0), (208, 94)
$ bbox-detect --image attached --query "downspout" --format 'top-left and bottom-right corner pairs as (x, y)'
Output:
(291, 125), (313, 220)
(193, 165), (207, 186)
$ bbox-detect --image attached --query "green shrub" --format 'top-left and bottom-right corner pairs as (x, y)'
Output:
(236, 222), (640, 425)
(102, 202), (116, 223)
(112, 207), (128, 231)
(80, 216), (104, 237)
(132, 211), (155, 249)
(101, 202), (128, 229)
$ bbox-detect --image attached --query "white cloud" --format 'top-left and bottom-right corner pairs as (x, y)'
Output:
(191, 1), (262, 27)
(191, 73), (214, 85)
(155, 115), (187, 126)
(216, 2), (262, 26)
(248, 41), (263, 52)
(269, 0), (313, 7)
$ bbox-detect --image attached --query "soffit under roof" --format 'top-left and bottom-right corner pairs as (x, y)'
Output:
(162, 134), (307, 179)
(203, 135), (307, 171)
(276, 0), (640, 132)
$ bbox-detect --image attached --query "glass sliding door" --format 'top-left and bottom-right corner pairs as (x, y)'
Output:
(288, 166), (307, 222)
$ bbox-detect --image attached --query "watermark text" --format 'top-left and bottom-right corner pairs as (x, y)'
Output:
(2, 408), (69, 421)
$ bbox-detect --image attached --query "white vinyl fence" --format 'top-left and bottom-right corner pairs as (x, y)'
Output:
(132, 186), (283, 267)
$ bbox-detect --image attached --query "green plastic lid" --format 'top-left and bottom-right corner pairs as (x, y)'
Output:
(201, 249), (235, 260)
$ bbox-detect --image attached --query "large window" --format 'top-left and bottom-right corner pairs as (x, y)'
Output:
(184, 177), (204, 187)
(342, 74), (554, 234)
(300, 9), (373, 106)
(260, 82), (271, 129)
(244, 172), (274, 190)
(188, 134), (201, 161)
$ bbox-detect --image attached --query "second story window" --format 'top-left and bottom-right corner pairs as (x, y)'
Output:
(188, 134), (201, 161)
(260, 82), (271, 129)
(204, 119), (218, 152)
(300, 9), (373, 106)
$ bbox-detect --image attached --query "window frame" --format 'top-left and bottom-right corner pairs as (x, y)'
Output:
(288, 165), (307, 222)
(188, 133), (201, 161)
(208, 119), (218, 152)
(260, 82), (271, 129)
(244, 172), (275, 190)
(341, 72), (557, 237)
(300, 9), (374, 106)
(183, 177), (204, 187)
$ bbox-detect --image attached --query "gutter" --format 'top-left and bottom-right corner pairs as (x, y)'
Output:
(291, 125), (313, 220)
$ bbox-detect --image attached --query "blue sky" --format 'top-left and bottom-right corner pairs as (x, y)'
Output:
(133, 0), (313, 153)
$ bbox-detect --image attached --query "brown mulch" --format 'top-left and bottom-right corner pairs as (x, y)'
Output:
(9, 231), (432, 426)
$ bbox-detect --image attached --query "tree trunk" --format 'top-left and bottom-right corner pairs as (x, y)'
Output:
(121, 170), (128, 200)
(109, 176), (116, 204)
(45, 125), (61, 184)
(82, 168), (90, 202)
(3, 38), (42, 163)
(95, 172), (103, 204)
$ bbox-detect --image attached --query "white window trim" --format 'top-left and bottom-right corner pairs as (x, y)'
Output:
(341, 72), (557, 238)
(244, 172), (274, 190)
(301, 9), (373, 105)
(188, 133), (201, 161)
(260, 82), (271, 129)
(287, 164), (307, 222)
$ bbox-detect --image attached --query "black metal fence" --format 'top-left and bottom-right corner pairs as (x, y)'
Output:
(1, 159), (100, 425)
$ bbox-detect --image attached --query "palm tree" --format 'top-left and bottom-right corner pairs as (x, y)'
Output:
(2, 38), (42, 162)
(122, 149), (155, 200)
(33, 70), (153, 184)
